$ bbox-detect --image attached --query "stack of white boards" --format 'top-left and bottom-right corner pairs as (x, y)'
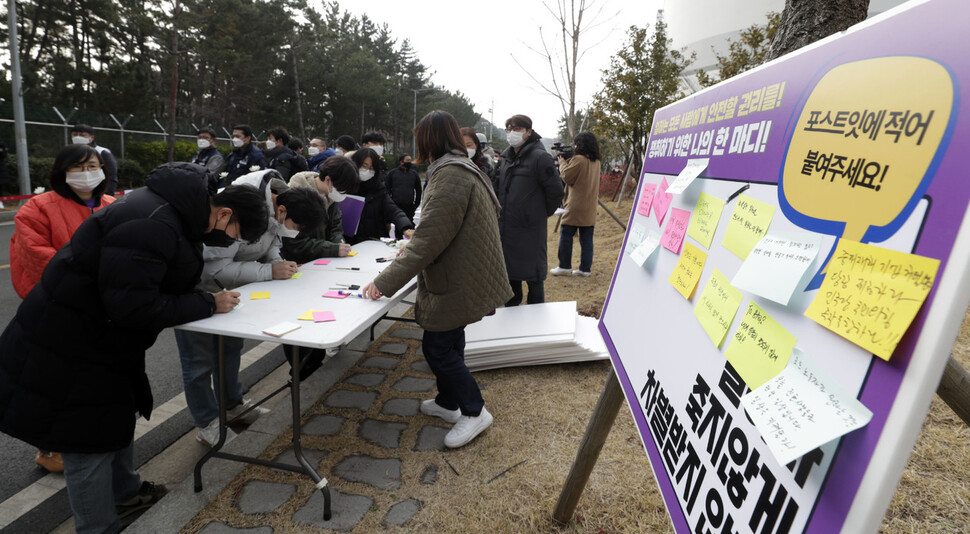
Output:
(463, 301), (609, 372)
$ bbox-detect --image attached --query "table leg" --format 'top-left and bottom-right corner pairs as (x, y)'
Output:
(288, 345), (332, 520)
(194, 334), (230, 492)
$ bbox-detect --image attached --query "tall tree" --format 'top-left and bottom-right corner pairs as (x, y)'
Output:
(590, 15), (692, 184)
(766, 0), (869, 61)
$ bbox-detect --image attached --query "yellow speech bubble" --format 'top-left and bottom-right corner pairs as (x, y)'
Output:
(781, 57), (954, 246)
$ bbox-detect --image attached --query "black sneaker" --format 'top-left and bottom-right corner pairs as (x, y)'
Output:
(116, 481), (167, 520)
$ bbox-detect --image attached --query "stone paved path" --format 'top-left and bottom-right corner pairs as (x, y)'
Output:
(188, 325), (451, 532)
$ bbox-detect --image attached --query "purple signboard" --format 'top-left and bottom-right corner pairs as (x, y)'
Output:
(599, 1), (969, 532)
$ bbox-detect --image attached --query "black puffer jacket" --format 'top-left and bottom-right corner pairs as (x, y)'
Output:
(495, 132), (564, 281)
(266, 146), (308, 181)
(0, 163), (217, 453)
(346, 177), (414, 245)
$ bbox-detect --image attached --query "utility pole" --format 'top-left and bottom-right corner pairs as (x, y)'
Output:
(8, 0), (30, 196)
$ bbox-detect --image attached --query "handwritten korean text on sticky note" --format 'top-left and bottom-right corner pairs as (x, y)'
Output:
(732, 232), (822, 306)
(804, 239), (940, 360)
(723, 194), (776, 260)
(725, 301), (796, 389)
(631, 230), (662, 267)
(686, 192), (726, 250)
(741, 348), (873, 465)
(652, 178), (673, 226)
(668, 242), (707, 300)
(637, 183), (657, 217)
(665, 158), (709, 195)
(661, 208), (691, 253)
(250, 291), (270, 300)
(694, 268), (744, 347)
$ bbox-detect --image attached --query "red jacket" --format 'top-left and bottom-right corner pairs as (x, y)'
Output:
(10, 192), (115, 297)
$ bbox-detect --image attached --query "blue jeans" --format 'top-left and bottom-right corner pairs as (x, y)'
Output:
(174, 330), (244, 428)
(422, 327), (483, 416)
(558, 225), (594, 272)
(506, 279), (545, 306)
(62, 441), (141, 534)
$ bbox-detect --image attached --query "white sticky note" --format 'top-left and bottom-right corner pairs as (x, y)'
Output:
(631, 231), (662, 267)
(732, 231), (822, 305)
(262, 321), (301, 338)
(628, 224), (648, 254)
(740, 348), (873, 465)
(665, 158), (710, 195)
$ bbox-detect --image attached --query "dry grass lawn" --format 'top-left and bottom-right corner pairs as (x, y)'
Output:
(186, 198), (970, 533)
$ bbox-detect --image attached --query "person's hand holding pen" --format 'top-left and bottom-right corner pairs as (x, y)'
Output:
(338, 243), (352, 257)
(271, 260), (299, 279)
(211, 279), (241, 313)
(361, 281), (383, 300)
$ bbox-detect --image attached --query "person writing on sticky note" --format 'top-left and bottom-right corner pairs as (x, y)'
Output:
(175, 169), (326, 447)
(362, 110), (512, 448)
(280, 157), (359, 263)
(0, 163), (267, 534)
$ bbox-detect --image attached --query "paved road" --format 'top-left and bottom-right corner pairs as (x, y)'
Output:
(0, 219), (286, 533)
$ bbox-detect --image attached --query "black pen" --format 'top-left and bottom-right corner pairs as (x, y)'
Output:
(336, 267), (360, 271)
(214, 278), (227, 291)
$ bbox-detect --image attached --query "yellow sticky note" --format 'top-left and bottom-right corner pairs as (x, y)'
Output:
(694, 268), (744, 347)
(723, 194), (776, 260)
(725, 301), (796, 389)
(297, 309), (324, 320)
(687, 192), (726, 250)
(250, 291), (270, 300)
(290, 272), (303, 279)
(804, 239), (940, 360)
(668, 243), (707, 300)
(347, 251), (358, 257)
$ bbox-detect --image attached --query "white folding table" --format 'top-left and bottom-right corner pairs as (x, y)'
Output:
(175, 240), (416, 520)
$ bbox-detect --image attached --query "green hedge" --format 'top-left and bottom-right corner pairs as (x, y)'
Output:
(125, 140), (228, 173)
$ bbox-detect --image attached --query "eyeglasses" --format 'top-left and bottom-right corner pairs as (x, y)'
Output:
(505, 126), (526, 133)
(68, 162), (102, 172)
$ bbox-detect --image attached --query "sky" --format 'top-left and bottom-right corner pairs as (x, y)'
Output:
(329, 0), (666, 140)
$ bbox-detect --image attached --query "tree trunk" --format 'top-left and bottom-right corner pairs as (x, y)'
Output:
(765, 0), (870, 62)
(291, 46), (305, 139)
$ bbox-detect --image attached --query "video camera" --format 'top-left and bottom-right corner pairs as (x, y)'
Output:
(551, 142), (574, 160)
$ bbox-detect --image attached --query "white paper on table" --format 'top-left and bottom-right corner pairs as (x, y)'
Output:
(740, 348), (873, 465)
(665, 158), (710, 195)
(627, 224), (647, 255)
(731, 231), (822, 305)
(631, 231), (661, 267)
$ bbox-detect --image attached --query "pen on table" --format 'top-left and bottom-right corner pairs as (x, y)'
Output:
(336, 267), (360, 271)
(337, 291), (366, 298)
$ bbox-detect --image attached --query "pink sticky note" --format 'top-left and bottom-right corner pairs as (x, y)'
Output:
(314, 259), (331, 265)
(322, 290), (350, 299)
(313, 311), (336, 322)
(637, 183), (657, 217)
(653, 178), (673, 225)
(661, 208), (692, 254)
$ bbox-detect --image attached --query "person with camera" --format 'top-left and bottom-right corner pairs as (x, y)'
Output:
(550, 132), (601, 277)
(494, 114), (564, 306)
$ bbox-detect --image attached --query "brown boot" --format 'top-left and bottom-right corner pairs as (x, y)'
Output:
(35, 451), (64, 473)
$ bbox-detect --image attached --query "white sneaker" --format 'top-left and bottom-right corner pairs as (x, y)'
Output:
(572, 269), (591, 277)
(549, 267), (572, 276)
(420, 399), (461, 424)
(444, 407), (493, 448)
(196, 419), (237, 447)
(227, 398), (270, 425)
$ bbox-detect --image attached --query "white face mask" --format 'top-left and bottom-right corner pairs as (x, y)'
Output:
(370, 145), (384, 157)
(307, 146), (320, 157)
(359, 169), (375, 182)
(334, 148), (345, 156)
(467, 148), (476, 159)
(232, 137), (245, 148)
(507, 131), (525, 148)
(265, 140), (277, 150)
(197, 139), (211, 149)
(65, 169), (105, 193)
(72, 136), (91, 145)
(279, 225), (300, 238)
(329, 189), (347, 203)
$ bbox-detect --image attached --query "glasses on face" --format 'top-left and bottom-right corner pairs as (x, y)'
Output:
(68, 161), (102, 172)
(505, 126), (526, 133)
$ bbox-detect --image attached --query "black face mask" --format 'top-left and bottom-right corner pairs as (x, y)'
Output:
(403, 162), (412, 170)
(202, 229), (236, 248)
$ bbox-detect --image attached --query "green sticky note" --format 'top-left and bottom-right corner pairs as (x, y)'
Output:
(687, 192), (726, 250)
(725, 301), (796, 389)
(693, 268), (743, 348)
(722, 194), (776, 260)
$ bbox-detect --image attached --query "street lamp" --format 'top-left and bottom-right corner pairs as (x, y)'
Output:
(411, 86), (439, 155)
